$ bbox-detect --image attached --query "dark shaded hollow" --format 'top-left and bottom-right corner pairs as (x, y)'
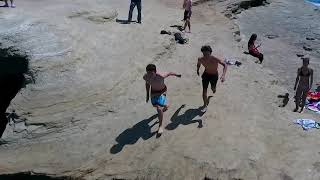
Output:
(0, 171), (80, 180)
(0, 45), (29, 137)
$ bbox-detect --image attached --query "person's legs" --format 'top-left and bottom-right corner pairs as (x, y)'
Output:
(187, 11), (191, 32)
(300, 90), (308, 113)
(209, 74), (218, 94)
(156, 105), (164, 133)
(249, 51), (262, 63)
(294, 87), (303, 112)
(259, 53), (264, 63)
(10, 0), (15, 7)
(201, 73), (210, 108)
(137, 0), (141, 23)
(128, 1), (136, 23)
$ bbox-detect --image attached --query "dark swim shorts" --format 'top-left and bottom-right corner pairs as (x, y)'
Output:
(201, 72), (218, 90)
(183, 10), (192, 20)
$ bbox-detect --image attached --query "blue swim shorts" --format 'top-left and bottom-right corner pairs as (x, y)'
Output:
(151, 94), (167, 107)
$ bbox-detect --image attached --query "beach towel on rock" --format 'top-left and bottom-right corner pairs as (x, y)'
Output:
(294, 119), (320, 130)
(307, 91), (320, 101)
(306, 102), (320, 114)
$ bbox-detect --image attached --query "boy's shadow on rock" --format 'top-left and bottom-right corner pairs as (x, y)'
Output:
(166, 104), (205, 130)
(110, 114), (158, 154)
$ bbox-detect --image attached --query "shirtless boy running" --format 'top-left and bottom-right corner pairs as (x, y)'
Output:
(143, 64), (181, 134)
(197, 45), (227, 112)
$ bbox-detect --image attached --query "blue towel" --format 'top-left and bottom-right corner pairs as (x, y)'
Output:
(294, 119), (320, 130)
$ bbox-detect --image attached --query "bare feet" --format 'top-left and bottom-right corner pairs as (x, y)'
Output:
(201, 105), (207, 113)
(158, 126), (164, 134)
(299, 108), (304, 113)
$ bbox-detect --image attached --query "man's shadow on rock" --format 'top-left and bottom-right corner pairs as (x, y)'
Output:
(166, 104), (205, 130)
(110, 114), (158, 154)
(116, 19), (136, 24)
(170, 25), (184, 31)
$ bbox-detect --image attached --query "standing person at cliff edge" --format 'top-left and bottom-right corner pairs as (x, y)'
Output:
(294, 57), (313, 113)
(182, 0), (192, 33)
(128, 0), (142, 24)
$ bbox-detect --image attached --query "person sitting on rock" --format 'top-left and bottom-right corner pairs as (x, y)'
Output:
(294, 57), (313, 113)
(1, 0), (15, 8)
(248, 33), (264, 64)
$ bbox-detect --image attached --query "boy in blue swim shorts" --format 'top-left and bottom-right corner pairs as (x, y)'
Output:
(143, 64), (181, 135)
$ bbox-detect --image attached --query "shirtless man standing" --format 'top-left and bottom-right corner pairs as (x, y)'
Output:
(294, 57), (313, 113)
(197, 45), (227, 112)
(143, 64), (181, 134)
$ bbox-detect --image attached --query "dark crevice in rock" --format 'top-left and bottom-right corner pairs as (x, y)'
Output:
(192, 0), (213, 6)
(0, 171), (81, 180)
(0, 45), (31, 138)
(224, 0), (270, 18)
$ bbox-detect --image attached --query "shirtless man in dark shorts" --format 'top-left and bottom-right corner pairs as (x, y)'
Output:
(197, 45), (227, 112)
(294, 57), (313, 113)
(143, 64), (181, 135)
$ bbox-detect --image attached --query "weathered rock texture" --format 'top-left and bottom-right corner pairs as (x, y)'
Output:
(0, 0), (319, 180)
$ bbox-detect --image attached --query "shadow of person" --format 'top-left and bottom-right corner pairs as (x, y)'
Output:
(277, 93), (289, 107)
(116, 19), (136, 24)
(110, 114), (158, 154)
(170, 25), (183, 31)
(166, 105), (205, 131)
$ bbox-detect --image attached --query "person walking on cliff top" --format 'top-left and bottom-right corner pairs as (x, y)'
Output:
(1, 0), (15, 8)
(197, 45), (227, 112)
(248, 34), (264, 64)
(143, 64), (181, 135)
(182, 0), (192, 33)
(128, 0), (142, 24)
(294, 57), (313, 113)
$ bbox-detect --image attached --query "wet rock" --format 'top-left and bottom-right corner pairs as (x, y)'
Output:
(265, 34), (279, 39)
(306, 37), (315, 40)
(296, 53), (304, 57)
(225, 13), (232, 18)
(303, 45), (312, 51)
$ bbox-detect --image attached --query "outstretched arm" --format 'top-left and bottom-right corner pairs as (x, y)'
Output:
(217, 58), (227, 82)
(164, 72), (182, 78)
(197, 58), (201, 76)
(145, 82), (150, 102)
